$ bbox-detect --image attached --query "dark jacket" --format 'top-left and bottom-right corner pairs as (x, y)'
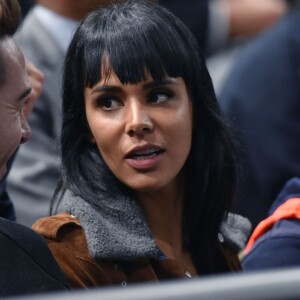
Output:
(0, 217), (69, 297)
(33, 212), (241, 289)
(0, 154), (16, 220)
(242, 177), (300, 270)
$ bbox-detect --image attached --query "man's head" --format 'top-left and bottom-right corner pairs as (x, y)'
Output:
(0, 0), (32, 179)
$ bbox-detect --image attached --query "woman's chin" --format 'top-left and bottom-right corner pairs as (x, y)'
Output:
(124, 179), (163, 194)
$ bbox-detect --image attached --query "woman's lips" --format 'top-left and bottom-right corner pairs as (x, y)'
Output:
(125, 147), (165, 170)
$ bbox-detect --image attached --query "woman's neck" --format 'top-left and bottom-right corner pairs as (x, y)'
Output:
(136, 180), (184, 257)
(136, 181), (198, 275)
(136, 177), (197, 275)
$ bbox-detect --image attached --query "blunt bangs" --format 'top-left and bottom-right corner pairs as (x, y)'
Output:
(80, 1), (200, 88)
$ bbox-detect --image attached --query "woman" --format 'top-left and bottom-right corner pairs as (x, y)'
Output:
(33, 0), (247, 289)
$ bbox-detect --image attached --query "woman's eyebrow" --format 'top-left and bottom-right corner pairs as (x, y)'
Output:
(142, 79), (177, 90)
(91, 86), (122, 94)
(18, 87), (32, 102)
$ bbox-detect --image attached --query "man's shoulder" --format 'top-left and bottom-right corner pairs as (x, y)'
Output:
(0, 218), (69, 296)
(0, 217), (43, 244)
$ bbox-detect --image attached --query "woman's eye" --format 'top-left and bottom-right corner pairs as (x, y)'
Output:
(97, 97), (121, 110)
(149, 90), (174, 104)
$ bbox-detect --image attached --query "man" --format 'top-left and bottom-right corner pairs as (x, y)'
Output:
(0, 58), (43, 220)
(7, 0), (116, 226)
(0, 0), (68, 295)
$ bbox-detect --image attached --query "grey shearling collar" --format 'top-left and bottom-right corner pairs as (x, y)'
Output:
(60, 189), (251, 260)
(60, 189), (161, 260)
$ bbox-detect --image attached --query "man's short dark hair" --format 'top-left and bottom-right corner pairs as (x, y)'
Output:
(0, 0), (21, 38)
(0, 0), (21, 86)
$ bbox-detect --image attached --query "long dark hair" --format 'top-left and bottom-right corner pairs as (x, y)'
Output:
(59, 0), (237, 274)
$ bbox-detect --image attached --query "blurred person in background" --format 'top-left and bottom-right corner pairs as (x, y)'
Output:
(205, 0), (288, 94)
(220, 1), (300, 228)
(161, 0), (287, 55)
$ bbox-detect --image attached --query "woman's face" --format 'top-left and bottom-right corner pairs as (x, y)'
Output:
(84, 70), (193, 194)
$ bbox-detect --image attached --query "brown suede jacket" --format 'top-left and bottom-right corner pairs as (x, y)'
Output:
(33, 212), (241, 289)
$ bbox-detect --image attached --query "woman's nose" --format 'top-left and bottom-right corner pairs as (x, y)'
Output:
(125, 103), (153, 137)
(20, 113), (32, 144)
